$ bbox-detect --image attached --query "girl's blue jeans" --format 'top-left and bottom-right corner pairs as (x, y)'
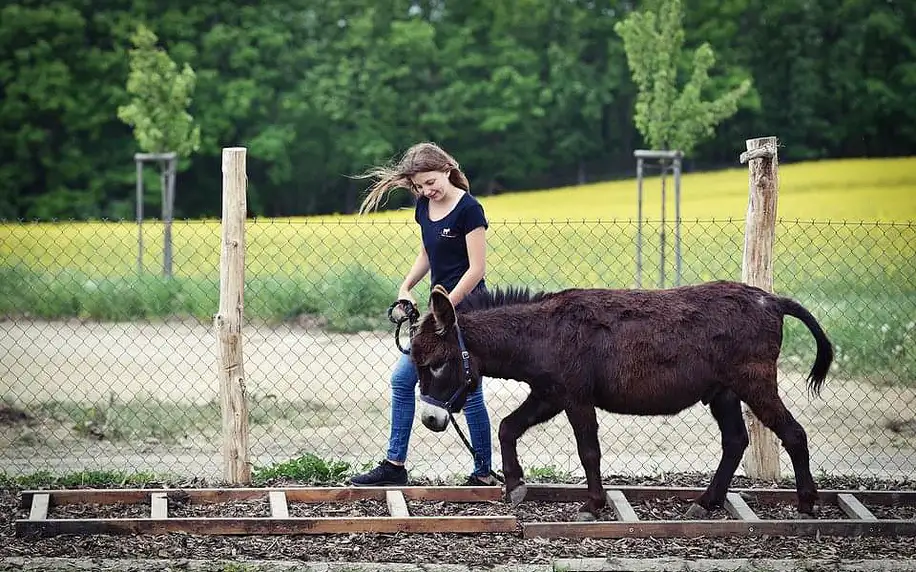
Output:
(386, 352), (493, 477)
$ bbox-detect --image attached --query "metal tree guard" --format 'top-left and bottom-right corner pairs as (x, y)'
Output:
(634, 149), (684, 289)
(134, 152), (178, 277)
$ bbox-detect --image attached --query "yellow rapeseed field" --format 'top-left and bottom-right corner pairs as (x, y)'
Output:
(479, 156), (916, 222)
(1, 157), (913, 287)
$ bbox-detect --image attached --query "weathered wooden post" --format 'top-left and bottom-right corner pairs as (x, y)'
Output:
(739, 136), (782, 480)
(216, 147), (251, 483)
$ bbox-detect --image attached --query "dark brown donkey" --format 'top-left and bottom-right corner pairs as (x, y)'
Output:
(410, 280), (834, 521)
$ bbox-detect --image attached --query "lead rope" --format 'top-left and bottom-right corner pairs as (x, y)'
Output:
(447, 411), (505, 484)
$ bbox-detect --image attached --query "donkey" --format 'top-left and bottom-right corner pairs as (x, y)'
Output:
(409, 280), (834, 521)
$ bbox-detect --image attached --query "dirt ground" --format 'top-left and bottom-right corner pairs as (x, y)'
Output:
(4, 473), (916, 567)
(1, 319), (915, 481)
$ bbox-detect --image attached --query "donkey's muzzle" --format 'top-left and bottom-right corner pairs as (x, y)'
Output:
(419, 402), (449, 432)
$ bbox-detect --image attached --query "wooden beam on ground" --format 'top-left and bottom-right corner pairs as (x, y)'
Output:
(521, 484), (916, 507)
(16, 516), (518, 537)
(522, 519), (916, 539)
(28, 493), (49, 521)
(837, 493), (877, 521)
(725, 492), (759, 521)
(20, 486), (503, 508)
(269, 491), (289, 519)
(150, 492), (168, 519)
(386, 491), (410, 517)
(606, 490), (639, 522)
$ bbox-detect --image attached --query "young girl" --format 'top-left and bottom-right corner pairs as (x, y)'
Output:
(349, 142), (496, 486)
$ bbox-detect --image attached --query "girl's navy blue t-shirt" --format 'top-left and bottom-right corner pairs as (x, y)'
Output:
(415, 192), (488, 294)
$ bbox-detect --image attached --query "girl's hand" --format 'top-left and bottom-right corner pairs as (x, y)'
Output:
(397, 289), (417, 307)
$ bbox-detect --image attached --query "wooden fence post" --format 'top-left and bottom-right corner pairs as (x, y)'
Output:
(739, 136), (782, 481)
(216, 147), (251, 484)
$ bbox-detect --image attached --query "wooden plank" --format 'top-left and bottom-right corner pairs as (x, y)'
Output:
(837, 493), (877, 521)
(724, 492), (759, 521)
(19, 485), (916, 513)
(522, 519), (916, 539)
(606, 490), (639, 522)
(520, 484), (916, 507)
(15, 516), (518, 537)
(269, 491), (289, 519)
(386, 491), (410, 517)
(150, 492), (168, 519)
(20, 486), (503, 507)
(28, 493), (49, 521)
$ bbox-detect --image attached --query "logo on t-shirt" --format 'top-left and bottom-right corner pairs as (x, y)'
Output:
(439, 227), (458, 239)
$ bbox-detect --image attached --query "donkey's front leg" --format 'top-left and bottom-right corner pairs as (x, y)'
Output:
(498, 392), (563, 506)
(566, 404), (606, 521)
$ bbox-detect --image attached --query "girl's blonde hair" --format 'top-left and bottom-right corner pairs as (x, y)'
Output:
(356, 142), (470, 214)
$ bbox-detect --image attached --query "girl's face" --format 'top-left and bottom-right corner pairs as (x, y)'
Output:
(410, 170), (454, 202)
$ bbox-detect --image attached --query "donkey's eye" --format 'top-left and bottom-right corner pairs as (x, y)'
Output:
(430, 362), (448, 378)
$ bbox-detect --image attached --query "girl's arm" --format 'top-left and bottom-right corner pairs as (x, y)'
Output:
(448, 226), (486, 306)
(398, 244), (430, 303)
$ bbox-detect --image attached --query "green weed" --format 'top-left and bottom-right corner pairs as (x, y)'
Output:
(251, 452), (351, 485)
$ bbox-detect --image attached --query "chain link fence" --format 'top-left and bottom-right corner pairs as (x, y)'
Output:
(1, 217), (914, 482)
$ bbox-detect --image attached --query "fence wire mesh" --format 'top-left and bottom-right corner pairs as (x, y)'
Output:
(1, 217), (914, 483)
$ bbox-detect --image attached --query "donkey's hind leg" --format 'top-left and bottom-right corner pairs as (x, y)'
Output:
(739, 363), (819, 516)
(565, 403), (607, 521)
(687, 388), (749, 518)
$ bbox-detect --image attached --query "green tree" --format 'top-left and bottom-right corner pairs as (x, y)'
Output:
(0, 3), (133, 219)
(117, 23), (200, 277)
(614, 0), (751, 153)
(117, 23), (200, 158)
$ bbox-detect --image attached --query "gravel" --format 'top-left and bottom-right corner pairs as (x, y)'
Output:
(4, 473), (916, 568)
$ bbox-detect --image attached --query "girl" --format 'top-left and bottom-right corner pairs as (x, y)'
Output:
(349, 142), (496, 486)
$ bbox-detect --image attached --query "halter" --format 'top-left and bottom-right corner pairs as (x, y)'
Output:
(417, 323), (474, 413)
(386, 298), (504, 484)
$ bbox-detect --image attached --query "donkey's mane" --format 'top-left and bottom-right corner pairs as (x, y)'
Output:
(458, 285), (551, 313)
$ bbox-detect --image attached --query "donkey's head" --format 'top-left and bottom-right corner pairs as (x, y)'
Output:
(410, 284), (482, 432)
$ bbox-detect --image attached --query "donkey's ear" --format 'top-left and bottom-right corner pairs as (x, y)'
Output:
(429, 284), (456, 333)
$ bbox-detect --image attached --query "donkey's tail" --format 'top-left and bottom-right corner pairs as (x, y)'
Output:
(777, 297), (834, 396)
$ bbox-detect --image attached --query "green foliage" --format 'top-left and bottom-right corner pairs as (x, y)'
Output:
(0, 469), (161, 489)
(320, 264), (393, 333)
(525, 465), (574, 482)
(117, 24), (200, 158)
(251, 453), (351, 485)
(0, 264), (386, 329)
(0, 0), (914, 218)
(614, 0), (752, 153)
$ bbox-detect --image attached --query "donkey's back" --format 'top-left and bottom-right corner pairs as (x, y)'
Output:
(532, 280), (833, 416)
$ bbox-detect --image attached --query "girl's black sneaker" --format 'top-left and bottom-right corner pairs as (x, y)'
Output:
(349, 460), (408, 486)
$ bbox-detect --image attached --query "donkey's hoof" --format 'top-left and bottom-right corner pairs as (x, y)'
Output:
(508, 483), (528, 507)
(576, 511), (597, 522)
(685, 503), (709, 519)
(796, 503), (819, 519)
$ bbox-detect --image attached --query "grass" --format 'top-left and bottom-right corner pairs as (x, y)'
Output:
(4, 394), (335, 445)
(0, 453), (354, 489)
(0, 157), (914, 383)
(0, 469), (163, 490)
